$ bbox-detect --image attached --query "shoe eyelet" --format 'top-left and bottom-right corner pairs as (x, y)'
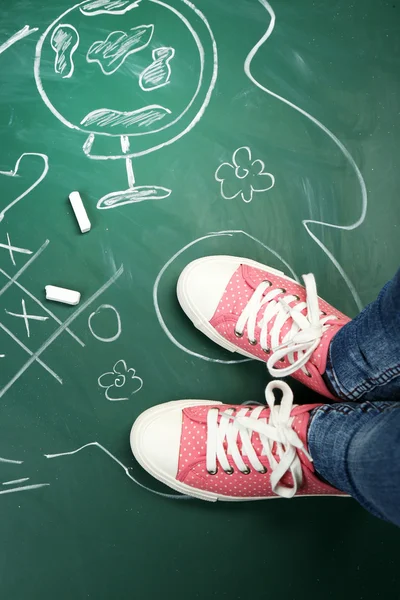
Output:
(321, 310), (326, 316)
(305, 370), (312, 378)
(241, 467), (251, 475)
(263, 279), (272, 286)
(294, 294), (300, 301)
(258, 467), (267, 474)
(207, 468), (218, 475)
(280, 288), (287, 293)
(225, 467), (234, 475)
(262, 347), (271, 354)
(249, 338), (257, 345)
(234, 329), (244, 338)
(279, 358), (285, 363)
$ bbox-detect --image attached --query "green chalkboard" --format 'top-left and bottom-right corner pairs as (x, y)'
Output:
(0, 0), (399, 598)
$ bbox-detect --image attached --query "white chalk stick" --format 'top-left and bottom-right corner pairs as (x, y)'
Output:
(69, 191), (91, 233)
(45, 285), (81, 306)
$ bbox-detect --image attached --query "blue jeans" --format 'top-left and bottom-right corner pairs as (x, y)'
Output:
(307, 269), (400, 527)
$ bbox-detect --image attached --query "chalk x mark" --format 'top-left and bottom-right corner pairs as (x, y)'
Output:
(245, 1), (366, 310)
(45, 441), (189, 500)
(0, 25), (38, 56)
(0, 234), (32, 267)
(5, 299), (49, 338)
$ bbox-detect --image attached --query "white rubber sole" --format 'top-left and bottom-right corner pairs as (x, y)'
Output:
(177, 256), (296, 361)
(130, 399), (347, 502)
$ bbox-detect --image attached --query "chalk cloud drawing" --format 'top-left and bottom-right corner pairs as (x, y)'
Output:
(139, 47), (175, 91)
(86, 25), (154, 75)
(245, 1), (367, 311)
(34, 0), (218, 212)
(98, 359), (143, 401)
(88, 303), (121, 342)
(215, 146), (275, 203)
(80, 0), (142, 16)
(0, 153), (49, 223)
(50, 24), (79, 79)
(0, 25), (38, 56)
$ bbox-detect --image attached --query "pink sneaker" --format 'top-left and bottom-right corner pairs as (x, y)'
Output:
(177, 256), (350, 399)
(130, 381), (345, 501)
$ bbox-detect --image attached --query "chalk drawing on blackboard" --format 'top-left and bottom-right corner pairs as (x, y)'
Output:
(34, 0), (218, 211)
(45, 441), (189, 500)
(88, 303), (121, 342)
(0, 234), (32, 267)
(80, 0), (142, 16)
(0, 153), (49, 223)
(153, 230), (298, 365)
(5, 299), (49, 338)
(0, 483), (50, 496)
(50, 24), (79, 79)
(139, 47), (175, 91)
(86, 25), (154, 75)
(2, 477), (30, 485)
(0, 456), (23, 465)
(98, 359), (143, 401)
(215, 147), (275, 203)
(0, 25), (38, 56)
(0, 242), (124, 397)
(245, 1), (367, 311)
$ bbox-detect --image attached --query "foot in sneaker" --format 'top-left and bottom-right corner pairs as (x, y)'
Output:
(177, 256), (350, 399)
(130, 380), (346, 501)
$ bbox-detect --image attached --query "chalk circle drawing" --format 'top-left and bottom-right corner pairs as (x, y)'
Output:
(153, 229), (298, 365)
(246, 1), (367, 311)
(0, 153), (49, 223)
(34, 0), (218, 211)
(50, 24), (80, 78)
(215, 146), (275, 203)
(98, 359), (143, 401)
(139, 47), (175, 91)
(88, 303), (121, 342)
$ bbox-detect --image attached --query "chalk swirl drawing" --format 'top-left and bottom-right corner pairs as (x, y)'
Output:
(215, 146), (275, 203)
(34, 0), (218, 211)
(50, 24), (79, 78)
(0, 153), (49, 223)
(88, 303), (121, 342)
(153, 229), (298, 365)
(139, 47), (175, 91)
(80, 0), (142, 16)
(98, 359), (143, 401)
(246, 1), (367, 310)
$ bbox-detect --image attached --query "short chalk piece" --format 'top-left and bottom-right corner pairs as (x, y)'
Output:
(45, 285), (81, 306)
(69, 191), (91, 233)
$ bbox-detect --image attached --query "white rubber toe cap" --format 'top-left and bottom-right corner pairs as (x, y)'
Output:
(177, 256), (242, 323)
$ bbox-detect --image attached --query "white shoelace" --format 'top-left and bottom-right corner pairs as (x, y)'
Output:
(234, 273), (337, 377)
(206, 380), (312, 498)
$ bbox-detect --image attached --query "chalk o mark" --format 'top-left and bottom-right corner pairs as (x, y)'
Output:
(245, 1), (367, 311)
(88, 304), (122, 342)
(153, 230), (298, 364)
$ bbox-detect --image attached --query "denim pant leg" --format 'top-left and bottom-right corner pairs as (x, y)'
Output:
(325, 269), (400, 401)
(308, 400), (400, 527)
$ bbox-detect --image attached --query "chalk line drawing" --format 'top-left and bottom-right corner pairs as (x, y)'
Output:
(0, 153), (49, 223)
(80, 0), (142, 17)
(98, 359), (143, 401)
(34, 0), (218, 210)
(2, 478), (29, 485)
(50, 24), (80, 79)
(153, 230), (298, 364)
(0, 483), (49, 496)
(5, 299), (49, 338)
(0, 456), (23, 465)
(0, 25), (39, 56)
(45, 441), (189, 499)
(87, 25), (154, 75)
(0, 355), (4, 358)
(139, 47), (175, 91)
(0, 233), (32, 267)
(0, 242), (124, 397)
(215, 146), (275, 203)
(245, 1), (367, 310)
(0, 240), (84, 346)
(81, 105), (171, 131)
(88, 304), (121, 342)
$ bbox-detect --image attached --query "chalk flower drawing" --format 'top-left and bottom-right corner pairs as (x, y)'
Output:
(215, 146), (275, 203)
(98, 359), (143, 401)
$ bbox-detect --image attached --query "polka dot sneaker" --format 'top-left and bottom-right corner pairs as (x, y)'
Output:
(177, 256), (350, 399)
(130, 380), (346, 501)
